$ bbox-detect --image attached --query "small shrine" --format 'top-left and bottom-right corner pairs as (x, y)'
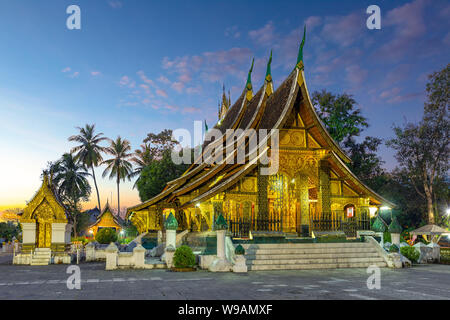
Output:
(88, 201), (123, 237)
(14, 175), (72, 265)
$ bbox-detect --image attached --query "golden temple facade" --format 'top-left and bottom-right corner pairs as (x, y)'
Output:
(127, 37), (393, 238)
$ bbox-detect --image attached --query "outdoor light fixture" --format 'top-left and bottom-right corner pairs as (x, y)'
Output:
(380, 206), (391, 210)
(446, 208), (450, 216)
(196, 203), (200, 207)
(369, 207), (378, 217)
(291, 179), (295, 183)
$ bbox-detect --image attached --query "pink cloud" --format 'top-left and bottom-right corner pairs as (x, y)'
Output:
(108, 1), (122, 9)
(249, 21), (276, 46)
(182, 107), (201, 114)
(171, 82), (184, 93)
(91, 71), (101, 76)
(158, 75), (171, 84)
(321, 13), (364, 47)
(156, 89), (168, 98)
(137, 70), (154, 85)
(62, 67), (71, 73)
(377, 0), (429, 59)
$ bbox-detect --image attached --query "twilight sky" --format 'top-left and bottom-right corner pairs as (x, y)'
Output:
(0, 0), (449, 212)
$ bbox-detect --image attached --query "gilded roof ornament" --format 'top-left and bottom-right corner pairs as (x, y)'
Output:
(246, 58), (254, 101)
(296, 25), (306, 70)
(265, 50), (274, 96)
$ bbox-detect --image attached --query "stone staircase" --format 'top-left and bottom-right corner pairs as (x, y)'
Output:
(241, 242), (387, 270)
(31, 248), (51, 266)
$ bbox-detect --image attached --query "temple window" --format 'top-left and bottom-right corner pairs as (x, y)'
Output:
(344, 204), (355, 218)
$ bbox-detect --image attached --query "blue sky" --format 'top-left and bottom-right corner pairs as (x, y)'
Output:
(0, 0), (449, 211)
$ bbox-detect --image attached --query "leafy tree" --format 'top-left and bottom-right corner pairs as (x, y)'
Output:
(143, 129), (178, 159)
(312, 90), (385, 188)
(102, 137), (134, 216)
(343, 136), (386, 190)
(0, 222), (21, 242)
(386, 64), (449, 224)
(136, 150), (188, 201)
(69, 124), (108, 211)
(312, 90), (368, 144)
(129, 143), (153, 189)
(48, 153), (91, 236)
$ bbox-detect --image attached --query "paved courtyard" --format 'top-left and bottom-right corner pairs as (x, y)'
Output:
(0, 253), (449, 300)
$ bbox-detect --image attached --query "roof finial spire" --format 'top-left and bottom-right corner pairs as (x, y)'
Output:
(246, 58), (254, 101)
(265, 50), (274, 96)
(265, 50), (273, 82)
(296, 25), (306, 70)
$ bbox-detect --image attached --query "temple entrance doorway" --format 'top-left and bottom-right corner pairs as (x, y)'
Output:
(36, 219), (52, 248)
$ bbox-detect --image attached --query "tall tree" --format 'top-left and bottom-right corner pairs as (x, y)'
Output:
(48, 153), (91, 236)
(386, 64), (449, 224)
(312, 90), (368, 145)
(136, 149), (189, 201)
(68, 124), (107, 211)
(312, 89), (385, 189)
(102, 137), (133, 216)
(343, 136), (386, 190)
(143, 129), (178, 159)
(129, 143), (153, 188)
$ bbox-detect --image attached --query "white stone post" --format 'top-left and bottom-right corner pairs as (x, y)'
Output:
(105, 242), (118, 270)
(85, 242), (96, 262)
(208, 214), (232, 272)
(391, 233), (400, 247)
(216, 229), (226, 260)
(21, 222), (36, 247)
(166, 230), (176, 249)
(133, 244), (146, 268)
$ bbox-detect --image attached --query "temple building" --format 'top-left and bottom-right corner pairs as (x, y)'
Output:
(127, 31), (394, 239)
(14, 175), (72, 265)
(88, 201), (124, 237)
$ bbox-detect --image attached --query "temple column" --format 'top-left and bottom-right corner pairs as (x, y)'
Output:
(296, 173), (310, 236)
(256, 167), (269, 222)
(319, 160), (331, 215)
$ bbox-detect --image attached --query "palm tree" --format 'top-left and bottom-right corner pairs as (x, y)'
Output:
(102, 137), (133, 217)
(50, 153), (91, 236)
(68, 124), (107, 211)
(129, 143), (153, 188)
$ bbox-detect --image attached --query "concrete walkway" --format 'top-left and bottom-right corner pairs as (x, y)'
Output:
(0, 261), (448, 299)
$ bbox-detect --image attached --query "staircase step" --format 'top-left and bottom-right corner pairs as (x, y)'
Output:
(241, 242), (369, 250)
(247, 257), (385, 265)
(245, 248), (378, 255)
(248, 261), (387, 271)
(246, 252), (381, 260)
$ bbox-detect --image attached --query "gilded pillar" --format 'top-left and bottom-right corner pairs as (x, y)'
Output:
(296, 173), (309, 236)
(319, 160), (331, 215)
(257, 167), (269, 220)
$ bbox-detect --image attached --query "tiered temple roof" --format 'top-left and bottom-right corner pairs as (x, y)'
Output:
(127, 29), (394, 216)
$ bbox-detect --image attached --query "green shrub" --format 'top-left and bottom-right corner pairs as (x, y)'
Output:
(173, 245), (196, 268)
(400, 246), (420, 263)
(383, 231), (391, 243)
(389, 244), (399, 253)
(95, 228), (118, 244)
